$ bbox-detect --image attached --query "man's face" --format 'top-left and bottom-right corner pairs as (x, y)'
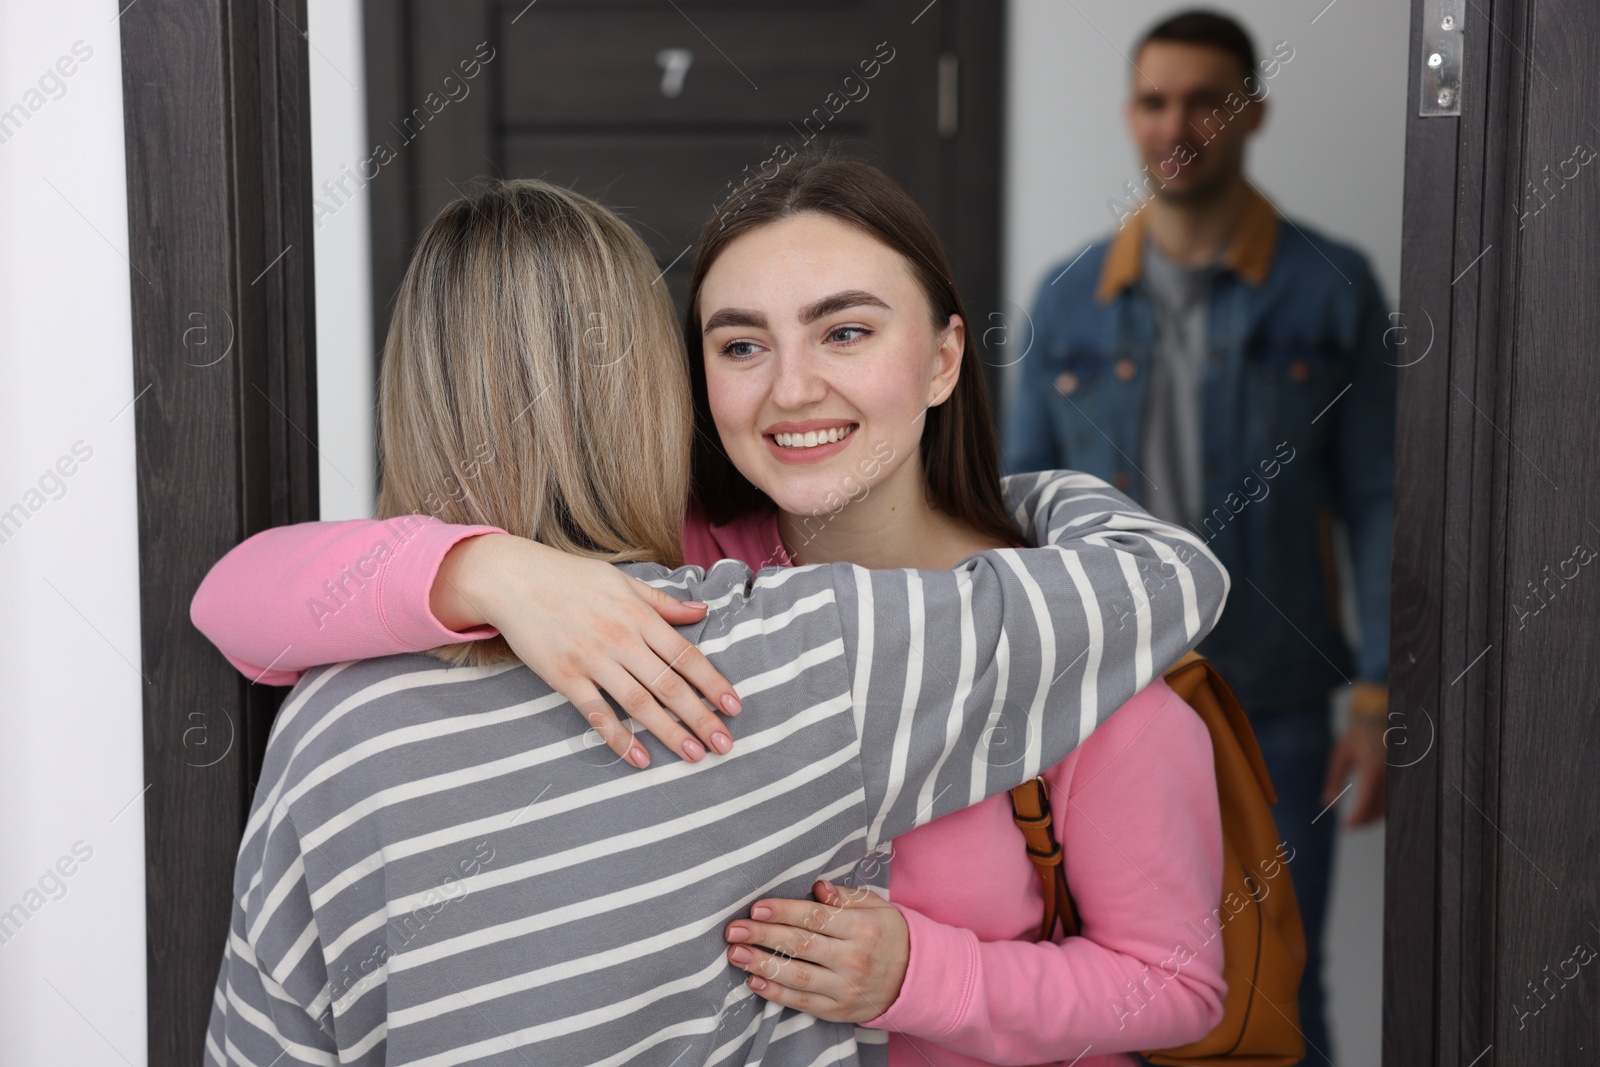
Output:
(1126, 40), (1265, 205)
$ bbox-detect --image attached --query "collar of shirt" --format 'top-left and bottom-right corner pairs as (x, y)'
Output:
(1096, 183), (1281, 305)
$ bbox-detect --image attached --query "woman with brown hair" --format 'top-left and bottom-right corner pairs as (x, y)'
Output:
(196, 165), (1227, 1066)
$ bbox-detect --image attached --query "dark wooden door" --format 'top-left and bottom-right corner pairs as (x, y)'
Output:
(363, 0), (1003, 392)
(1386, 0), (1600, 1062)
(120, 2), (320, 1064)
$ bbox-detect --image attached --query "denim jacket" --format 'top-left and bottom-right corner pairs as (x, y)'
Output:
(1004, 188), (1394, 711)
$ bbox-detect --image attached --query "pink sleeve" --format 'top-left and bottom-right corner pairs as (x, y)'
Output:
(190, 516), (504, 685)
(863, 684), (1227, 1062)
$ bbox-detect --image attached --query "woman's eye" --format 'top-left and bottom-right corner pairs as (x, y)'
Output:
(827, 326), (871, 345)
(720, 339), (762, 360)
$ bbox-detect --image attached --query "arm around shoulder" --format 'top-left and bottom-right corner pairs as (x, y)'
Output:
(835, 470), (1228, 846)
(190, 516), (502, 683)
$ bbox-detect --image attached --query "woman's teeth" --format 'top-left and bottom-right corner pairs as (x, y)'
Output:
(774, 425), (855, 450)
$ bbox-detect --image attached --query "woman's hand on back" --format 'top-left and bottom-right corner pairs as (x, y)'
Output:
(432, 532), (742, 768)
(723, 881), (910, 1023)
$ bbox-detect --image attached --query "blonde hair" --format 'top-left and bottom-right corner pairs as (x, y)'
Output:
(376, 179), (691, 664)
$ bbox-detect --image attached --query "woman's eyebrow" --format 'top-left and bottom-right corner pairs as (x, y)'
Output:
(702, 308), (768, 334)
(798, 290), (890, 324)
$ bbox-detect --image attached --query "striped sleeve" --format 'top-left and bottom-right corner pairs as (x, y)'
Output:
(207, 797), (339, 1066)
(837, 470), (1228, 849)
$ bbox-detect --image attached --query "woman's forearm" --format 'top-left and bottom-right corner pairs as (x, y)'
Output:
(190, 516), (503, 681)
(431, 530), (522, 631)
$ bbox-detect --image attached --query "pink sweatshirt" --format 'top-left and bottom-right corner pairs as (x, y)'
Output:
(192, 509), (1226, 1067)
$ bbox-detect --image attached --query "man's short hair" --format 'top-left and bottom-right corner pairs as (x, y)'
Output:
(1136, 9), (1258, 83)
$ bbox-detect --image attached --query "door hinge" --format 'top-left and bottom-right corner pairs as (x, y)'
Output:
(1419, 0), (1464, 116)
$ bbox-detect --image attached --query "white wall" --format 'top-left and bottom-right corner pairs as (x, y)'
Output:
(1006, 5), (1407, 1063)
(309, 0), (377, 521)
(0, 2), (147, 1063)
(0, 8), (375, 1063)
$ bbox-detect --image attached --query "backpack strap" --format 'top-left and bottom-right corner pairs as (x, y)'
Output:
(1008, 777), (1080, 941)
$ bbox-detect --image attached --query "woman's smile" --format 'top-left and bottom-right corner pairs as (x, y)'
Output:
(699, 212), (960, 521)
(764, 420), (858, 462)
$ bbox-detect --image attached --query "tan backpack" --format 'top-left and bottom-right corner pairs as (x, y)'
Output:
(1008, 651), (1307, 1065)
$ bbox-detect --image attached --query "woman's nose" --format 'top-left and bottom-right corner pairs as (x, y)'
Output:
(768, 350), (829, 408)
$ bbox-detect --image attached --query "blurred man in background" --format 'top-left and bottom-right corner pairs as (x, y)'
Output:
(1005, 10), (1395, 1061)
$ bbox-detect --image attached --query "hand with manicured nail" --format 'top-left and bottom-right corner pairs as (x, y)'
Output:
(433, 532), (742, 768)
(723, 880), (909, 1023)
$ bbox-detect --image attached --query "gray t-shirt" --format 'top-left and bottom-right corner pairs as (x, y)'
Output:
(1140, 240), (1216, 533)
(204, 472), (1228, 1067)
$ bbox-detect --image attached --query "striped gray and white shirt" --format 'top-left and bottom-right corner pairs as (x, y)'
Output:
(206, 471), (1228, 1067)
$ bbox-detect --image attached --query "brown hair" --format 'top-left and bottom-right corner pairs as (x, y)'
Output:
(682, 155), (1021, 546)
(377, 179), (692, 664)
(1138, 9), (1257, 83)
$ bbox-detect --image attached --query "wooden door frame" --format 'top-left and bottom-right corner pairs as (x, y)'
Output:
(1386, 0), (1596, 1060)
(119, 1), (320, 1063)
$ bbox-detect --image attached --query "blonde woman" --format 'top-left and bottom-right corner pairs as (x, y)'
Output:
(200, 179), (1226, 1066)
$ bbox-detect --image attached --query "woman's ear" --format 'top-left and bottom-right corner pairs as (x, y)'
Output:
(927, 314), (964, 408)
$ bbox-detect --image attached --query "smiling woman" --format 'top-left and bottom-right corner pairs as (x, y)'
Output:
(686, 160), (1023, 571)
(696, 212), (991, 567)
